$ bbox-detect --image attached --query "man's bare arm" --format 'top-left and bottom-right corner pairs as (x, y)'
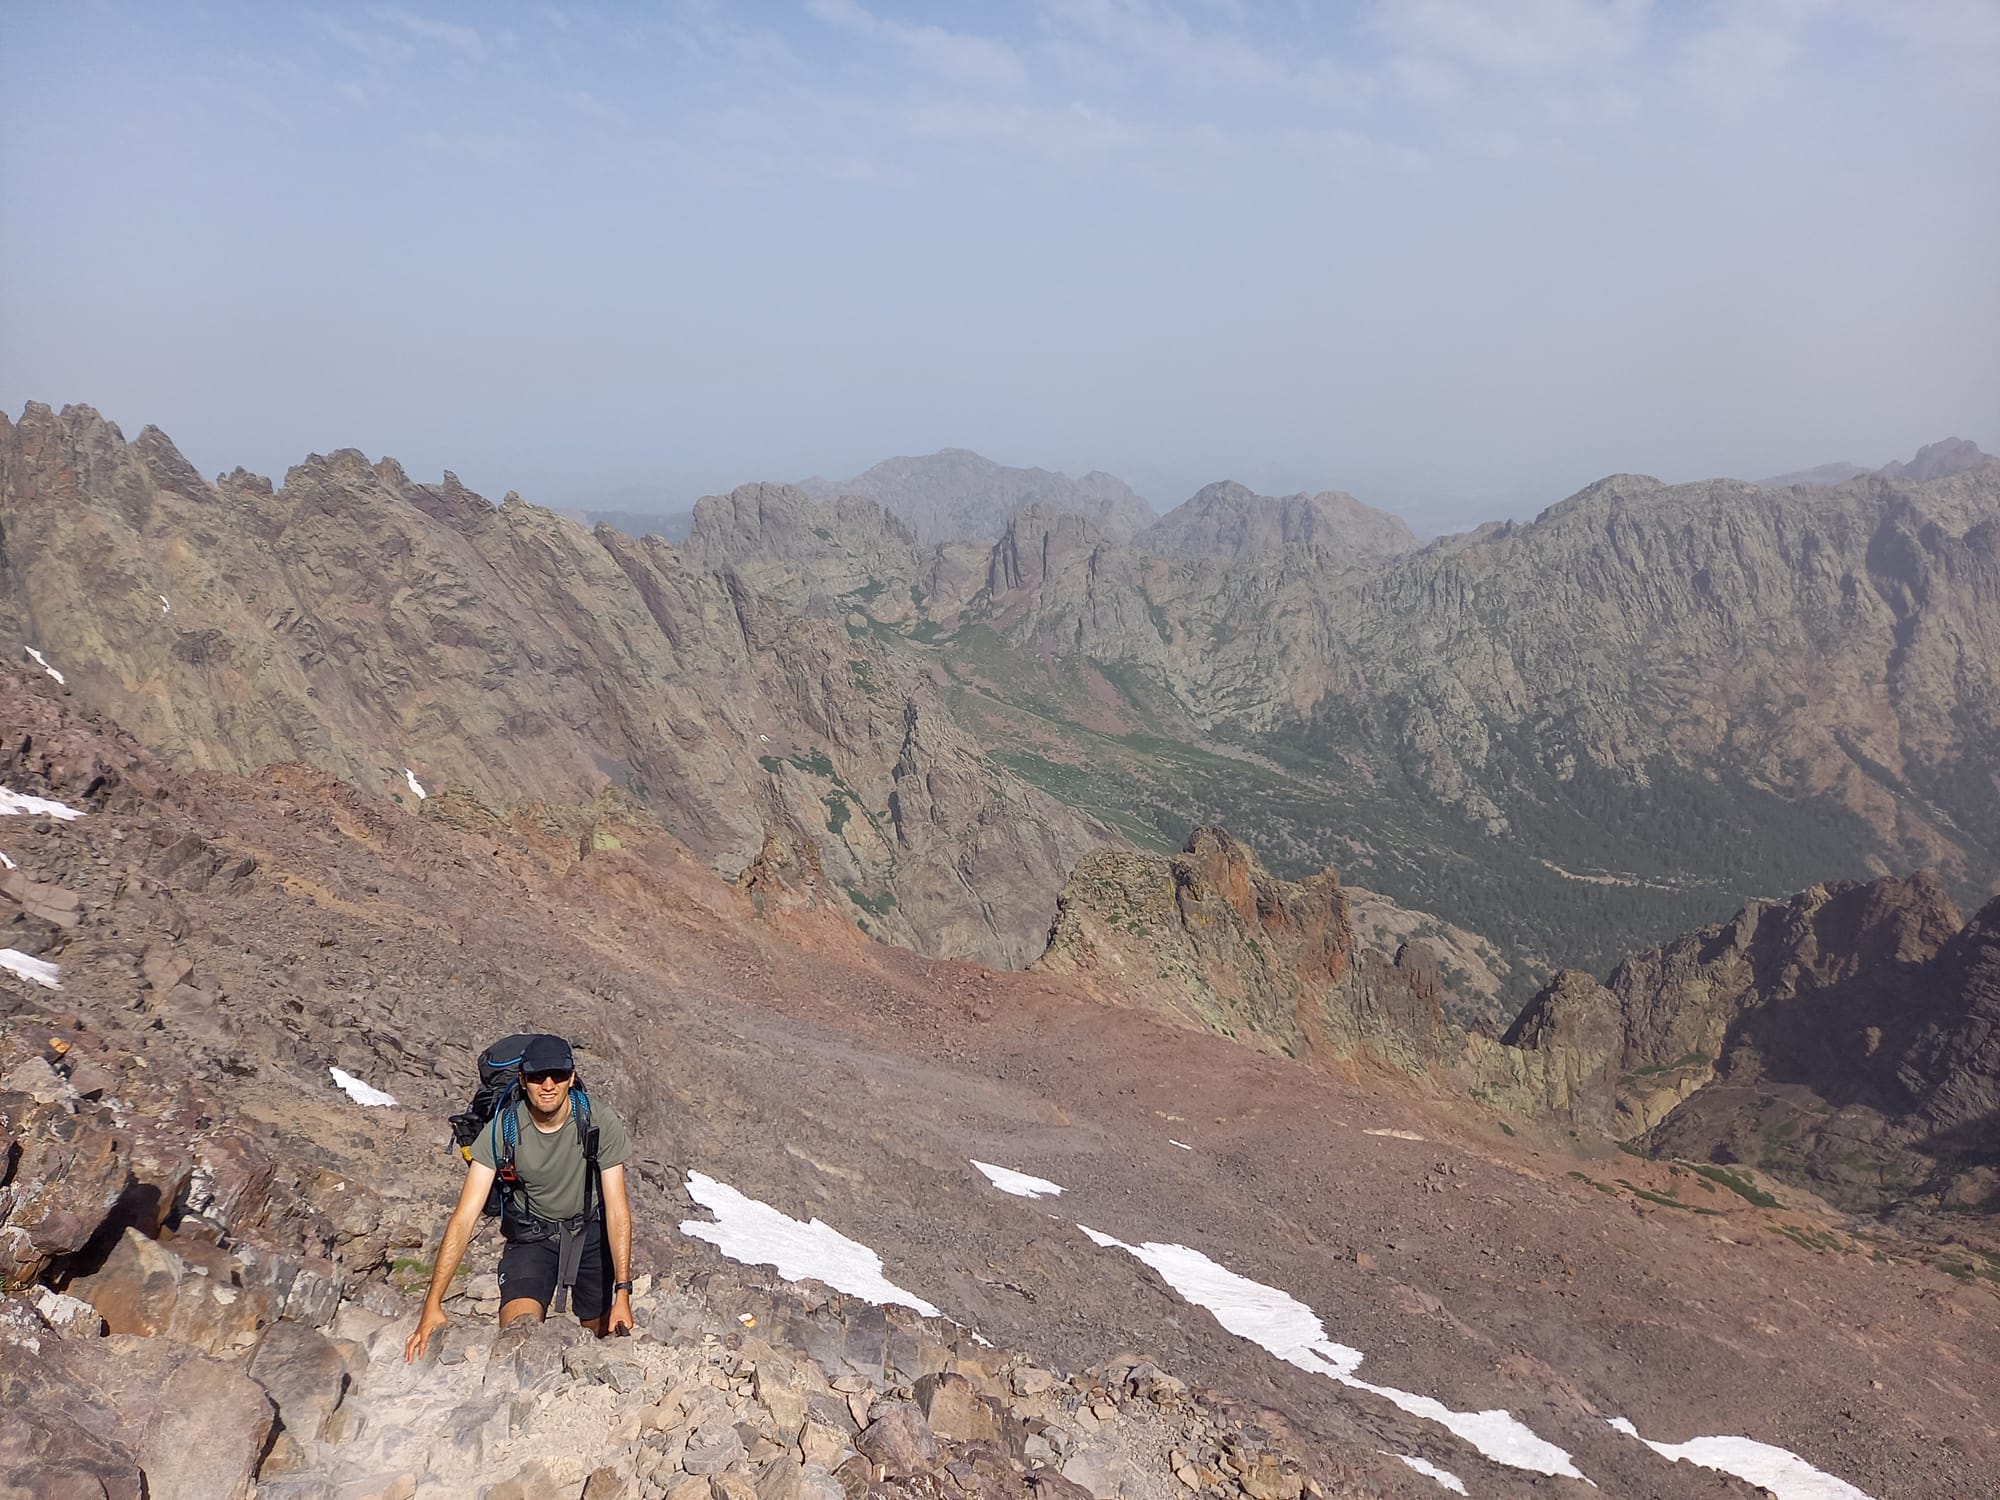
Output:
(404, 1159), (496, 1362)
(601, 1162), (634, 1335)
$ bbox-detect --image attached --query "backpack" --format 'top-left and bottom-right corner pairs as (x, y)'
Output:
(449, 1034), (602, 1239)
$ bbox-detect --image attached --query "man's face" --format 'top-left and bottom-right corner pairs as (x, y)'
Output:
(523, 1068), (573, 1111)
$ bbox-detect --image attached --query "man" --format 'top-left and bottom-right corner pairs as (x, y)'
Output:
(405, 1034), (635, 1361)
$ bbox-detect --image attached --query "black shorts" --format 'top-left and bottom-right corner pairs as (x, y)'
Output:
(496, 1218), (610, 1321)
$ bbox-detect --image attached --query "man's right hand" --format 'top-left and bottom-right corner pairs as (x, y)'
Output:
(404, 1304), (448, 1364)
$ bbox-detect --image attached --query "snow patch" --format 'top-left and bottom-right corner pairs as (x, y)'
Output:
(1169, 1139), (1193, 1150)
(24, 647), (64, 684)
(972, 1160), (1064, 1199)
(0, 949), (61, 989)
(403, 768), (427, 800)
(1608, 1418), (1873, 1499)
(1080, 1227), (1587, 1481)
(328, 1067), (398, 1107)
(1077, 1228), (1362, 1379)
(1364, 1128), (1426, 1141)
(0, 788), (85, 820)
(159, 595), (171, 614)
(1387, 1454), (1467, 1494)
(0, 851), (14, 870)
(680, 1171), (941, 1318)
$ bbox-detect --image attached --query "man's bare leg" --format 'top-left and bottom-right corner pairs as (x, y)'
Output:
(499, 1297), (545, 1329)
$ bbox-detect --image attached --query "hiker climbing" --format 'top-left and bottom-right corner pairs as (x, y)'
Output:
(404, 1033), (635, 1362)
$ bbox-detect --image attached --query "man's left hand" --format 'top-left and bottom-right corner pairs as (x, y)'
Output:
(607, 1290), (634, 1337)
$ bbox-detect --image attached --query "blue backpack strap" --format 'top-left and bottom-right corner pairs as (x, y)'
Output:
(574, 1086), (602, 1220)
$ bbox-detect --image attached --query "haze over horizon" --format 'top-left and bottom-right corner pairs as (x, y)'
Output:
(3, 1), (1996, 532)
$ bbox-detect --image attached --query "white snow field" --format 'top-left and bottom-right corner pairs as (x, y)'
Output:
(972, 1161), (1065, 1199)
(327, 1067), (399, 1107)
(1389, 1453), (1467, 1494)
(1079, 1226), (1588, 1480)
(0, 788), (86, 820)
(0, 949), (61, 989)
(680, 1172), (941, 1318)
(403, 768), (428, 800)
(24, 647), (64, 684)
(1608, 1418), (1874, 1499)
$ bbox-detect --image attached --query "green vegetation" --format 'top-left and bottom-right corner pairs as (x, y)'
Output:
(1688, 1163), (1782, 1208)
(823, 792), (852, 836)
(1773, 1223), (1844, 1254)
(1617, 1179), (1722, 1215)
(844, 885), (897, 918)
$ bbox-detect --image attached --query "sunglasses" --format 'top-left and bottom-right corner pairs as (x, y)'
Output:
(523, 1069), (571, 1084)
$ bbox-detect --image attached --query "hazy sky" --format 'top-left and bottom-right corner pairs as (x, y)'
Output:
(3, 1), (1996, 531)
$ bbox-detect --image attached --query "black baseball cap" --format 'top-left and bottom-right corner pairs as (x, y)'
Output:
(521, 1034), (574, 1075)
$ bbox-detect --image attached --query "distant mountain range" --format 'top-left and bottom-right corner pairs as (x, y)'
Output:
(7, 408), (1998, 1024)
(1756, 436), (1992, 488)
(797, 448), (1156, 544)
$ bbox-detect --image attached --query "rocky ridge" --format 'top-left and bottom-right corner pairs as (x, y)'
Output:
(1755, 436), (1994, 490)
(1478, 872), (2000, 1213)
(0, 403), (1117, 970)
(728, 446), (2000, 991)
(1034, 829), (1447, 1074)
(1135, 484), (1416, 567)
(797, 451), (1154, 545)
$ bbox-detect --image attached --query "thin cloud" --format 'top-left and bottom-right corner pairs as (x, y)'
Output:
(808, 0), (1027, 90)
(370, 5), (484, 58)
(1036, 0), (1292, 88)
(310, 13), (415, 65)
(1375, 0), (1652, 72)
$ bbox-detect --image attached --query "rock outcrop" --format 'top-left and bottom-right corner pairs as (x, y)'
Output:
(1034, 827), (1447, 1073)
(797, 449), (1154, 544)
(0, 404), (1118, 969)
(1480, 872), (2000, 1211)
(1136, 482), (1417, 566)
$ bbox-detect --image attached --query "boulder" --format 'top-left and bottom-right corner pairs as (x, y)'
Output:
(682, 1421), (747, 1476)
(0, 1327), (145, 1500)
(752, 1350), (812, 1441)
(249, 1319), (351, 1443)
(913, 1371), (999, 1443)
(70, 1226), (267, 1356)
(70, 1227), (185, 1336)
(854, 1401), (936, 1477)
(480, 1462), (558, 1500)
(0, 1096), (192, 1292)
(756, 1455), (805, 1500)
(125, 1336), (280, 1500)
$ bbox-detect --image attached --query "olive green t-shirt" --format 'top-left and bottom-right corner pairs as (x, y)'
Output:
(470, 1096), (630, 1221)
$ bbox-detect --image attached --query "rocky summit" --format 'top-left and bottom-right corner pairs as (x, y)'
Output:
(796, 451), (1155, 546)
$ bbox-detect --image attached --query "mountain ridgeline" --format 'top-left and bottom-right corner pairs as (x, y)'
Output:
(4, 405), (1998, 1017)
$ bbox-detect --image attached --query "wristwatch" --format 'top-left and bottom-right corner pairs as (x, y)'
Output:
(612, 1280), (634, 1294)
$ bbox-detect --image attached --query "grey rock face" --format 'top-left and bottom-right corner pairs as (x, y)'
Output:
(1484, 872), (2000, 1211)
(1137, 480), (1417, 566)
(796, 449), (1154, 544)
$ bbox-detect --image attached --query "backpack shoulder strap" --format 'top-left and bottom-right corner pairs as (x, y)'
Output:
(574, 1087), (603, 1220)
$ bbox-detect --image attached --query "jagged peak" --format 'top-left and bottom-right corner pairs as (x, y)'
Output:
(1881, 436), (1996, 482)
(1533, 472), (1667, 523)
(131, 423), (209, 492)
